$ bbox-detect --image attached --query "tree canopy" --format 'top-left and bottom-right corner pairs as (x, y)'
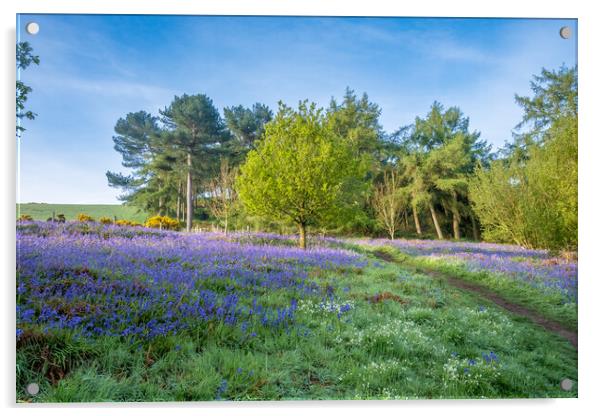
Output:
(470, 65), (578, 250)
(103, 68), (576, 252)
(16, 42), (40, 137)
(237, 101), (367, 248)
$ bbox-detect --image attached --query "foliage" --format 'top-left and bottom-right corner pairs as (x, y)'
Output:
(395, 102), (490, 240)
(326, 89), (385, 234)
(99, 217), (113, 225)
(514, 65), (578, 143)
(470, 66), (577, 251)
(327, 87), (384, 161)
(237, 101), (367, 248)
(371, 168), (407, 240)
(18, 214), (33, 222)
(224, 103), (273, 154)
(114, 219), (142, 227)
(100, 67), (576, 254)
(77, 213), (95, 222)
(160, 94), (231, 231)
(144, 215), (180, 230)
(206, 159), (238, 234)
(107, 95), (232, 230)
(106, 111), (173, 215)
(16, 42), (40, 137)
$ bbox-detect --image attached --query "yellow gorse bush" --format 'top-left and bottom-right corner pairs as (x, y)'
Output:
(77, 213), (95, 222)
(145, 215), (180, 231)
(115, 219), (142, 227)
(18, 214), (33, 222)
(99, 216), (113, 224)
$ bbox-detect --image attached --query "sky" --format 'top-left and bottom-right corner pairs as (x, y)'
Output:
(16, 15), (577, 204)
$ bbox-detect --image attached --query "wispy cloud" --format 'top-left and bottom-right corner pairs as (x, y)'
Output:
(55, 76), (174, 103)
(17, 15), (576, 204)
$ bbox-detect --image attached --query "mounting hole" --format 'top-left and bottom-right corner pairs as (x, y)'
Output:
(559, 26), (571, 39)
(25, 22), (39, 35)
(26, 382), (39, 395)
(560, 378), (573, 391)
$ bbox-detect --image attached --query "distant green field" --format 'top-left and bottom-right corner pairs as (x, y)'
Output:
(16, 203), (150, 223)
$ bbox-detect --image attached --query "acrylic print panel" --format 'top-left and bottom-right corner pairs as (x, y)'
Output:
(16, 14), (577, 402)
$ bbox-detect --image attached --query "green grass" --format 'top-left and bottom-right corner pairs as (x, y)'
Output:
(16, 203), (149, 223)
(17, 253), (577, 402)
(365, 245), (577, 330)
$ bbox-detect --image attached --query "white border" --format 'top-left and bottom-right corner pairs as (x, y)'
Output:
(2, 1), (601, 415)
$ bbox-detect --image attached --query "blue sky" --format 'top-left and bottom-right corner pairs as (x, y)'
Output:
(17, 15), (577, 204)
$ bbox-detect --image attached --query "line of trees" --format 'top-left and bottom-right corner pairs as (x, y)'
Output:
(108, 66), (577, 251)
(106, 95), (272, 232)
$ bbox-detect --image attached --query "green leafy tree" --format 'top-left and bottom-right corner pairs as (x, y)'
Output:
(327, 87), (384, 159)
(398, 152), (428, 236)
(470, 66), (577, 250)
(470, 115), (577, 250)
(237, 101), (366, 248)
(326, 88), (385, 233)
(397, 102), (489, 239)
(160, 94), (230, 231)
(469, 158), (525, 244)
(429, 134), (473, 239)
(16, 42), (40, 137)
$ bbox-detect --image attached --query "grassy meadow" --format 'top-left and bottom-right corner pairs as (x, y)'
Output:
(17, 203), (149, 223)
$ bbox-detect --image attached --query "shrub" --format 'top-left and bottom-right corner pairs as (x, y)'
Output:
(99, 216), (113, 225)
(469, 116), (577, 251)
(18, 214), (33, 222)
(77, 213), (95, 222)
(145, 215), (180, 231)
(114, 219), (142, 227)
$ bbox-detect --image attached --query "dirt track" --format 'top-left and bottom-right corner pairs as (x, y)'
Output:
(373, 250), (578, 349)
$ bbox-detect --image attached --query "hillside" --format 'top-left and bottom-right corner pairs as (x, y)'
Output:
(16, 203), (150, 223)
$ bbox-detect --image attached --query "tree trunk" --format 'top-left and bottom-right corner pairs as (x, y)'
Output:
(224, 215), (228, 235)
(429, 202), (444, 240)
(452, 210), (460, 240)
(412, 204), (422, 235)
(186, 152), (193, 232)
(470, 212), (480, 241)
(298, 223), (307, 249)
(176, 181), (181, 222)
(451, 192), (460, 240)
(158, 196), (164, 217)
